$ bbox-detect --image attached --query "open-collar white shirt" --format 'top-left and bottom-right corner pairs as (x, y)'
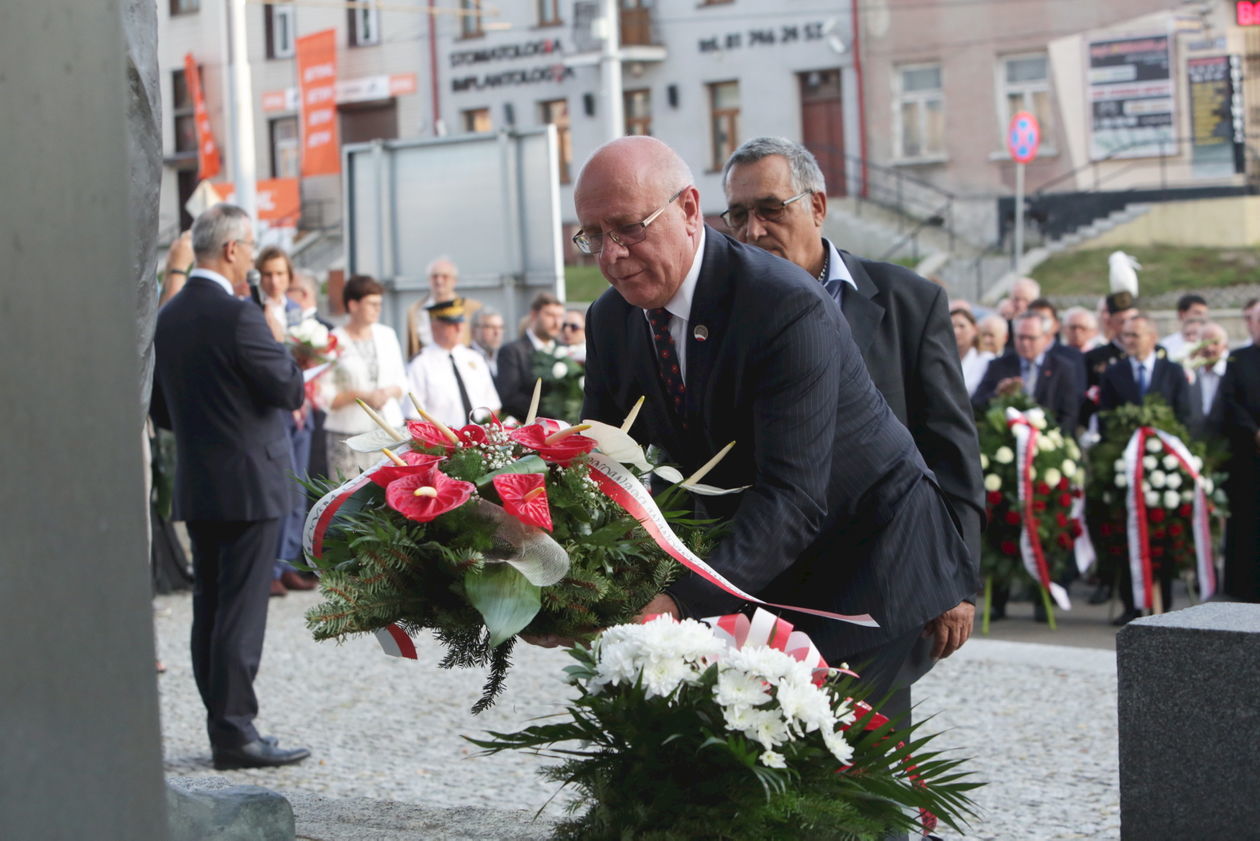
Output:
(641, 226), (705, 383)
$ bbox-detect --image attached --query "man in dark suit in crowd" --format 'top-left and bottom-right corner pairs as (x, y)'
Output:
(150, 204), (311, 770)
(574, 137), (978, 732)
(1186, 322), (1230, 441)
(1028, 297), (1087, 404)
(1081, 291), (1139, 428)
(972, 311), (1082, 433)
(1221, 319), (1260, 601)
(720, 137), (984, 618)
(1099, 313), (1192, 424)
(494, 291), (565, 420)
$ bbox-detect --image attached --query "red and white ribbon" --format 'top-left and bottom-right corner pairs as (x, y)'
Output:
(1071, 491), (1096, 576)
(702, 607), (842, 685)
(1121, 427), (1215, 611)
(585, 452), (879, 627)
(1006, 410), (1071, 611)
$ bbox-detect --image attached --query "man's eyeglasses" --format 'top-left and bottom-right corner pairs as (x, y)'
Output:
(719, 191), (811, 231)
(235, 238), (258, 250)
(562, 322), (583, 331)
(572, 187), (687, 255)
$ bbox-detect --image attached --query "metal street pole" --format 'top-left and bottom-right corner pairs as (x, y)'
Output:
(1013, 161), (1024, 269)
(224, 0), (258, 219)
(599, 0), (624, 141)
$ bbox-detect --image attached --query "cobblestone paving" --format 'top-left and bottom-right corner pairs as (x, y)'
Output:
(156, 590), (1119, 840)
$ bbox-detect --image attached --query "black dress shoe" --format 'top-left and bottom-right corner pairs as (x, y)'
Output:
(1111, 608), (1141, 627)
(213, 738), (311, 770)
(1088, 584), (1112, 605)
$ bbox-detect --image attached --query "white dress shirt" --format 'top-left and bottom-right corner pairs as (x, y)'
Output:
(960, 347), (995, 397)
(641, 227), (706, 382)
(405, 342), (501, 428)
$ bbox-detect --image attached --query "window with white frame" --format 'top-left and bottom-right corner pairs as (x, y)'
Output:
(348, 4), (381, 47)
(998, 53), (1053, 152)
(266, 3), (295, 59)
(895, 63), (945, 161)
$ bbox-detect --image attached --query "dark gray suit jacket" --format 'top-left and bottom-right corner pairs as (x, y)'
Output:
(151, 275), (304, 522)
(972, 351), (1083, 433)
(582, 228), (977, 658)
(1187, 364), (1228, 440)
(1099, 356), (1192, 426)
(836, 251), (985, 571)
(494, 335), (536, 421)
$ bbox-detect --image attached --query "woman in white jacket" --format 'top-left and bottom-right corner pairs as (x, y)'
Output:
(321, 275), (407, 477)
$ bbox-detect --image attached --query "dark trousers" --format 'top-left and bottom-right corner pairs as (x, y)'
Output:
(274, 413), (313, 576)
(186, 518), (280, 750)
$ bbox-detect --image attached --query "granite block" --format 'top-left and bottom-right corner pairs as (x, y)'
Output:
(167, 775), (295, 841)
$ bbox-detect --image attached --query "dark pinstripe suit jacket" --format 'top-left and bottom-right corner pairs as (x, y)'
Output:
(582, 228), (976, 655)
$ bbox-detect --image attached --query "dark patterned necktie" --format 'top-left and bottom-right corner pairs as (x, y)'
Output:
(647, 307), (686, 419)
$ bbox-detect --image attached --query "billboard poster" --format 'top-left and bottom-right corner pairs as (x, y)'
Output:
(296, 29), (340, 177)
(1087, 34), (1175, 160)
(1187, 55), (1236, 176)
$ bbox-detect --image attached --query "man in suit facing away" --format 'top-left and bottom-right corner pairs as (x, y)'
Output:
(150, 204), (310, 770)
(573, 137), (978, 733)
(719, 136), (983, 654)
(972, 311), (1083, 433)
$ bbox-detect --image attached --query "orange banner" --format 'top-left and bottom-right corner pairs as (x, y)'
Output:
(219, 178), (301, 226)
(296, 29), (340, 177)
(184, 53), (222, 180)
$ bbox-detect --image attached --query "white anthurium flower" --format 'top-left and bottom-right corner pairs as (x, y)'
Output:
(1164, 472), (1182, 490)
(1062, 459), (1077, 478)
(346, 426), (409, 453)
(984, 474), (1002, 492)
(995, 446), (1014, 464)
(1149, 470), (1166, 489)
(581, 420), (652, 473)
(1143, 455), (1158, 471)
(1146, 438), (1162, 453)
(1162, 455), (1180, 472)
(980, 453), (990, 470)
(1163, 490), (1180, 509)
(1115, 473), (1128, 488)
(551, 361), (568, 380)
(1145, 491), (1160, 508)
(1043, 467), (1062, 487)
(653, 465), (685, 484)
(683, 481), (752, 497)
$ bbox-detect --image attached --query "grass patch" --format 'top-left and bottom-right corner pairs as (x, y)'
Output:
(1035, 246), (1260, 297)
(565, 264), (609, 304)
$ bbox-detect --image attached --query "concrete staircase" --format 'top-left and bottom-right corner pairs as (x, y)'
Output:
(824, 195), (963, 264)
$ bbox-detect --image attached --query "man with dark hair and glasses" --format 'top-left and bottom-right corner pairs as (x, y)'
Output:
(722, 137), (983, 658)
(572, 137), (978, 754)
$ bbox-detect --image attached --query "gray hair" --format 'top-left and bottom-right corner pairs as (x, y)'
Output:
(1062, 306), (1097, 328)
(292, 270), (319, 296)
(1201, 321), (1228, 342)
(722, 137), (826, 195)
(472, 307), (502, 327)
(191, 203), (251, 261)
(426, 255), (458, 278)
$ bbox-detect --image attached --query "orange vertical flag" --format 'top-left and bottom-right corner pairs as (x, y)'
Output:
(296, 29), (340, 177)
(183, 53), (222, 180)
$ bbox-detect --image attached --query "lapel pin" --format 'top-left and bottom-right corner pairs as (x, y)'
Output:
(693, 325), (709, 342)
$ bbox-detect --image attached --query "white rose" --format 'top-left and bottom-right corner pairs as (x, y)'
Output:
(1162, 455), (1179, 471)
(1116, 473), (1128, 488)
(995, 447), (1014, 464)
(551, 361), (568, 379)
(1143, 456), (1158, 471)
(1149, 470), (1166, 489)
(1182, 490), (1194, 502)
(1163, 490), (1180, 509)
(1145, 491), (1160, 508)
(1114, 459), (1126, 474)
(1141, 481), (1152, 494)
(980, 453), (990, 470)
(1037, 436), (1056, 452)
(1062, 460), (1077, 479)
(1191, 455), (1203, 472)
(1146, 438), (1162, 453)
(1164, 472), (1182, 490)
(1043, 467), (1062, 488)
(1026, 408), (1047, 429)
(984, 474), (1002, 492)
(1067, 440), (1081, 460)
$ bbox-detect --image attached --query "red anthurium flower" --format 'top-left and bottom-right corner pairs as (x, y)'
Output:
(509, 420), (597, 466)
(457, 424), (489, 446)
(368, 451), (445, 488)
(492, 473), (553, 532)
(385, 469), (475, 523)
(408, 419), (460, 453)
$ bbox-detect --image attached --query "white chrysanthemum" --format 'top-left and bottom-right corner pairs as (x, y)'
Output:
(759, 750), (787, 769)
(1066, 440), (1081, 460)
(727, 645), (813, 686)
(1114, 459), (1126, 474)
(551, 361), (568, 379)
(1164, 472), (1182, 490)
(1026, 408), (1047, 429)
(745, 708), (791, 749)
(1162, 455), (1180, 472)
(822, 726), (855, 765)
(1143, 455), (1158, 471)
(1182, 490), (1194, 502)
(1191, 455), (1203, 472)
(1163, 490), (1180, 509)
(1043, 467), (1062, 487)
(1037, 435), (1056, 452)
(1062, 459), (1077, 479)
(723, 703), (757, 733)
(1149, 470), (1166, 489)
(995, 446), (1014, 464)
(1141, 481), (1152, 494)
(979, 453), (990, 470)
(641, 657), (695, 699)
(714, 669), (770, 709)
(774, 680), (835, 735)
(1146, 438), (1163, 453)
(1145, 491), (1160, 508)
(984, 474), (1002, 492)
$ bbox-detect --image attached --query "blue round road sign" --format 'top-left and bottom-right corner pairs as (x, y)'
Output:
(1007, 111), (1041, 164)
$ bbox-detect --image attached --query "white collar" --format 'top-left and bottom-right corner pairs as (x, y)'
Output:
(526, 330), (555, 352)
(190, 267), (235, 297)
(822, 239), (858, 290)
(1132, 352), (1156, 369)
(657, 226), (706, 323)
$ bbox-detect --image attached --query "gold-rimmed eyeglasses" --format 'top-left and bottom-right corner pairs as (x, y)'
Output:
(719, 191), (811, 231)
(572, 187), (687, 255)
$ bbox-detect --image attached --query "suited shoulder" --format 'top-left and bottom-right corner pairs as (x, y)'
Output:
(849, 254), (944, 304)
